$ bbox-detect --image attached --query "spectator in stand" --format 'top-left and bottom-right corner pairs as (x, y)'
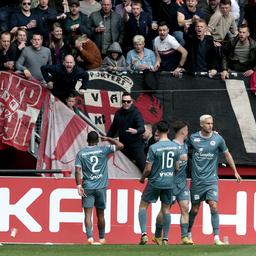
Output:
(63, 0), (92, 45)
(244, 0), (256, 40)
(107, 92), (146, 172)
(66, 92), (79, 114)
(185, 19), (218, 75)
(221, 24), (256, 80)
(0, 0), (19, 32)
(124, 0), (153, 52)
(113, 0), (153, 18)
(176, 0), (205, 46)
(75, 34), (102, 70)
(10, 0), (38, 41)
(208, 0), (238, 46)
(101, 42), (127, 72)
(33, 0), (67, 45)
(50, 0), (69, 13)
(0, 32), (16, 71)
(41, 54), (89, 102)
(154, 22), (188, 76)
(126, 35), (156, 71)
(115, 0), (132, 18)
(202, 0), (220, 24)
(16, 33), (52, 81)
(158, 0), (180, 36)
(11, 28), (27, 60)
(89, 0), (124, 56)
(48, 22), (72, 64)
(80, 0), (101, 17)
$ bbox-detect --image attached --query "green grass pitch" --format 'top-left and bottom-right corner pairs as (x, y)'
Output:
(0, 244), (256, 256)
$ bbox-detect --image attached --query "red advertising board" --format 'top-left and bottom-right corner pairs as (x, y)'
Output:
(0, 177), (255, 244)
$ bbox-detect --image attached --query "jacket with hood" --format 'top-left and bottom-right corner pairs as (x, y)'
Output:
(101, 42), (127, 71)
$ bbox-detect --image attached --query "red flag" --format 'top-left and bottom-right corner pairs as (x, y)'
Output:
(37, 93), (141, 178)
(0, 71), (46, 151)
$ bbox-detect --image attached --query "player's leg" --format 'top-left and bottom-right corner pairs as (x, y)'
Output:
(188, 203), (200, 241)
(208, 200), (224, 245)
(161, 203), (171, 244)
(95, 188), (107, 244)
(206, 184), (224, 245)
(96, 208), (106, 244)
(84, 207), (94, 244)
(138, 183), (158, 245)
(82, 189), (95, 244)
(138, 199), (149, 244)
(178, 199), (193, 245)
(152, 209), (164, 245)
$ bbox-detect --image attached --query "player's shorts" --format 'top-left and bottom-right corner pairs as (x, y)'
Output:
(190, 181), (218, 204)
(141, 182), (173, 205)
(82, 188), (106, 209)
(172, 181), (190, 204)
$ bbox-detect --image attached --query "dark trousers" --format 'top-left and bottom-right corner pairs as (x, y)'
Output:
(121, 146), (146, 172)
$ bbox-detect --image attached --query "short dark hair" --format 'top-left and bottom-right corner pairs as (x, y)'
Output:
(220, 0), (231, 6)
(87, 131), (99, 144)
(158, 21), (169, 29)
(132, 0), (142, 6)
(238, 24), (250, 32)
(173, 121), (188, 133)
(67, 91), (78, 98)
(122, 92), (131, 98)
(156, 120), (169, 133)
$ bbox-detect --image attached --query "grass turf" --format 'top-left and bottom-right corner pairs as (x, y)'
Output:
(0, 244), (256, 256)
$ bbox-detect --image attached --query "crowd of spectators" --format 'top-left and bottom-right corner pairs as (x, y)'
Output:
(0, 0), (256, 86)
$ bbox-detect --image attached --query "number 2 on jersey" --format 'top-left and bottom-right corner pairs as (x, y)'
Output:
(90, 156), (100, 173)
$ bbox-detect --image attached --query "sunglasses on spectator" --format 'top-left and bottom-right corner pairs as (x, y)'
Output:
(22, 2), (31, 5)
(122, 100), (132, 104)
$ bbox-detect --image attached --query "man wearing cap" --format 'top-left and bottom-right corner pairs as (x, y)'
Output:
(63, 0), (92, 45)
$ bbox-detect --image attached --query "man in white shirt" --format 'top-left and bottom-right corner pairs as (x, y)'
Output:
(154, 21), (188, 77)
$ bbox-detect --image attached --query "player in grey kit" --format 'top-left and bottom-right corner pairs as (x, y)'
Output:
(188, 114), (241, 245)
(75, 131), (123, 244)
(138, 120), (180, 245)
(152, 121), (193, 245)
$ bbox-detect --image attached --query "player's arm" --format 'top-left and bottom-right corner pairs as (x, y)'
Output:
(223, 151), (242, 182)
(140, 162), (152, 184)
(175, 160), (180, 172)
(101, 136), (124, 151)
(75, 166), (86, 197)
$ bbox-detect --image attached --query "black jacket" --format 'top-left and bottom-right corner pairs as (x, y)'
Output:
(41, 64), (89, 102)
(185, 34), (218, 73)
(222, 36), (256, 71)
(107, 105), (145, 147)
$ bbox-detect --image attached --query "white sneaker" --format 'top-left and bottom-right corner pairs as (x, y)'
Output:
(99, 238), (106, 244)
(87, 237), (94, 245)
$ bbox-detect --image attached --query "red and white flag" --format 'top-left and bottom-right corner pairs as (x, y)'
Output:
(37, 92), (141, 178)
(0, 71), (46, 151)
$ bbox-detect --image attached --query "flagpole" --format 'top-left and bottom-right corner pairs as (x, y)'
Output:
(76, 109), (106, 136)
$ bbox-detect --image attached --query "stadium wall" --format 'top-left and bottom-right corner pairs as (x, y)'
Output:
(0, 177), (255, 245)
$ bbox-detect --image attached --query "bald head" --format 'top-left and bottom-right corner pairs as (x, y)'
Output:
(64, 55), (75, 73)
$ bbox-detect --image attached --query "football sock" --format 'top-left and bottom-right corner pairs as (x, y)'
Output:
(86, 226), (93, 239)
(188, 211), (196, 232)
(211, 210), (219, 236)
(138, 208), (147, 233)
(181, 223), (189, 237)
(162, 213), (171, 239)
(99, 228), (105, 239)
(155, 223), (163, 238)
